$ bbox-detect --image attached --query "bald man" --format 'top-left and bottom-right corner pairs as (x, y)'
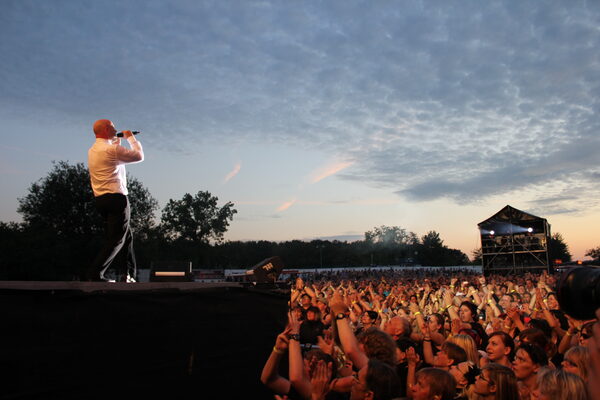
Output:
(85, 119), (144, 282)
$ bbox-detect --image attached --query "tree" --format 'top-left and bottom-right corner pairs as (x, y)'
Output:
(471, 248), (482, 265)
(417, 231), (469, 266)
(585, 245), (600, 262)
(421, 231), (444, 249)
(160, 190), (237, 244)
(17, 161), (159, 237)
(364, 225), (416, 246)
(548, 233), (572, 264)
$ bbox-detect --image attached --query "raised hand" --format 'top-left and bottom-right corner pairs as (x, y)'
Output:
(288, 310), (302, 333)
(317, 335), (334, 356)
(406, 346), (420, 367)
(275, 328), (291, 352)
(329, 289), (348, 315)
(451, 318), (462, 335)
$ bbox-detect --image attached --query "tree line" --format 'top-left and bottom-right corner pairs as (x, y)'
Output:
(1, 161), (583, 281)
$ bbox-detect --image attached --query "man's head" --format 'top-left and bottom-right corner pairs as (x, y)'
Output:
(93, 119), (117, 139)
(350, 359), (400, 400)
(411, 368), (456, 400)
(384, 316), (411, 340)
(357, 327), (398, 367)
(361, 310), (379, 326)
(434, 342), (467, 370)
(300, 293), (311, 307)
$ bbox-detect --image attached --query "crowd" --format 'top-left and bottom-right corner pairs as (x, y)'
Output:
(261, 268), (600, 400)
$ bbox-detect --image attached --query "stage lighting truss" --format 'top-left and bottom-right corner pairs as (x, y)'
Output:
(478, 205), (551, 274)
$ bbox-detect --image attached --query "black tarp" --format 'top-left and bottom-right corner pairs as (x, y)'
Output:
(0, 284), (288, 399)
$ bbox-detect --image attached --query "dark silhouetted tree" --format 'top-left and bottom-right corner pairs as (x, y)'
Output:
(586, 245), (600, 262)
(365, 225), (416, 246)
(160, 191), (237, 244)
(548, 233), (572, 264)
(471, 247), (482, 265)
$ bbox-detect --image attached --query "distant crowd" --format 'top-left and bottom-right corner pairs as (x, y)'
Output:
(261, 268), (598, 400)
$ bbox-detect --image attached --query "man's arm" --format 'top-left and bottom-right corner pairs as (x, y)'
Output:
(116, 131), (144, 163)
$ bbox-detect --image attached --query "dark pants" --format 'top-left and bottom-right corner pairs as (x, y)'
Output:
(86, 193), (136, 281)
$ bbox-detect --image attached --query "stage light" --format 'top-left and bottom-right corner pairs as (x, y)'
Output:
(527, 227), (533, 233)
(490, 230), (495, 235)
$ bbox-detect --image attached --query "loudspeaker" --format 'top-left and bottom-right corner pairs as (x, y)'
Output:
(251, 256), (284, 283)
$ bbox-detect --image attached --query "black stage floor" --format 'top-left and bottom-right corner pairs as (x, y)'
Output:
(0, 281), (289, 399)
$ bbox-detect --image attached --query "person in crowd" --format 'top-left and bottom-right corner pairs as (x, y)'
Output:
(384, 316), (412, 341)
(447, 334), (480, 366)
(585, 308), (600, 400)
(561, 346), (589, 383)
(533, 368), (588, 400)
(481, 331), (514, 368)
(426, 313), (447, 346)
(409, 367), (456, 400)
(512, 343), (548, 400)
(350, 359), (400, 400)
(301, 306), (326, 345)
(457, 301), (488, 349)
(262, 312), (337, 400)
(427, 342), (467, 371)
(448, 360), (479, 400)
(473, 363), (519, 400)
(263, 270), (598, 400)
(356, 310), (379, 335)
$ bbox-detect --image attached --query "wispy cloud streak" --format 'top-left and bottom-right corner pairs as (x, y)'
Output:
(223, 162), (241, 183)
(276, 199), (297, 212)
(311, 161), (354, 184)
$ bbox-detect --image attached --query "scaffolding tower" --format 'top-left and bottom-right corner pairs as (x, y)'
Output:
(478, 205), (551, 275)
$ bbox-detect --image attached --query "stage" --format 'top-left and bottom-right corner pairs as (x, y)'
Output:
(0, 281), (289, 399)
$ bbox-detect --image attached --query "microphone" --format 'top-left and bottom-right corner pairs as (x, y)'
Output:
(116, 131), (140, 138)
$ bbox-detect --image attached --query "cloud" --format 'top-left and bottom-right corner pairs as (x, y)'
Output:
(2, 1), (600, 214)
(310, 161), (354, 183)
(276, 199), (297, 212)
(223, 162), (241, 183)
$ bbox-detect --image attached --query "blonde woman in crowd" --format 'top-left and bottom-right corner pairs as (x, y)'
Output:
(561, 346), (589, 383)
(532, 368), (588, 400)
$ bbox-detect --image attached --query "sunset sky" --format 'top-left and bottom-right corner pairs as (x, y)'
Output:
(1, 1), (599, 261)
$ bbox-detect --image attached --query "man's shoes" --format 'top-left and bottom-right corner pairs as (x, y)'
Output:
(117, 274), (137, 283)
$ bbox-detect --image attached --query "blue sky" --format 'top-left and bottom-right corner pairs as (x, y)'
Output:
(1, 1), (599, 260)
